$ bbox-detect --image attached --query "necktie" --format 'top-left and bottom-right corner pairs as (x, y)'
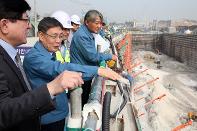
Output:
(15, 53), (32, 91)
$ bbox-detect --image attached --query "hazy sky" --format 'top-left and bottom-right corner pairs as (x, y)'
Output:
(27, 0), (197, 22)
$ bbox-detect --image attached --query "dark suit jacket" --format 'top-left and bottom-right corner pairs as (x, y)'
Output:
(0, 45), (55, 131)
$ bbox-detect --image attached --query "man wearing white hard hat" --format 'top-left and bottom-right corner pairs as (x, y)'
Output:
(68, 14), (81, 44)
(71, 15), (81, 31)
(51, 10), (73, 63)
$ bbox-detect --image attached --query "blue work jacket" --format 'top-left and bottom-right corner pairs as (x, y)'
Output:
(23, 41), (98, 124)
(70, 24), (112, 67)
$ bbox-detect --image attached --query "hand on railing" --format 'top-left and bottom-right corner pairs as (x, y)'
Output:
(97, 68), (121, 81)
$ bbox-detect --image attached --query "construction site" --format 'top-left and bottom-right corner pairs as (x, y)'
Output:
(103, 33), (197, 131)
(2, 0), (197, 131)
(19, 32), (197, 131)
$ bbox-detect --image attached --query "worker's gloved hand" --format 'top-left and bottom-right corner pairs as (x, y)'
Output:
(97, 68), (122, 81)
(122, 71), (133, 86)
(107, 60), (116, 68)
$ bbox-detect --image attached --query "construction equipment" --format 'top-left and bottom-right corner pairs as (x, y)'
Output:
(172, 120), (193, 131)
(188, 112), (197, 121)
(171, 112), (196, 131)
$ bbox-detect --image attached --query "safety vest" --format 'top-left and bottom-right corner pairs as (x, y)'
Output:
(55, 45), (70, 63)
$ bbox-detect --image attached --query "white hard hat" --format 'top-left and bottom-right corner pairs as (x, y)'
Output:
(71, 15), (81, 25)
(51, 10), (73, 29)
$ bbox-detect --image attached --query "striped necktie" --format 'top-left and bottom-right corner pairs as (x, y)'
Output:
(15, 53), (32, 91)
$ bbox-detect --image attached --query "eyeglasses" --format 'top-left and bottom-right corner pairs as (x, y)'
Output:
(17, 18), (30, 25)
(9, 18), (31, 25)
(44, 32), (64, 40)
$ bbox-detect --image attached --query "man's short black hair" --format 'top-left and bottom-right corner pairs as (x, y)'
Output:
(38, 17), (63, 33)
(0, 0), (31, 20)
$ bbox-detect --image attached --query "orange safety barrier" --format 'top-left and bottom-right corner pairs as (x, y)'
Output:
(144, 94), (166, 107)
(137, 110), (156, 118)
(138, 110), (155, 118)
(133, 77), (159, 92)
(132, 68), (149, 78)
(138, 113), (145, 118)
(116, 34), (133, 72)
(171, 120), (193, 131)
(135, 97), (145, 102)
(134, 88), (143, 94)
(149, 110), (156, 114)
(116, 35), (128, 50)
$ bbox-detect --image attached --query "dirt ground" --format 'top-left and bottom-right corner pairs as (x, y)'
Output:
(132, 51), (197, 131)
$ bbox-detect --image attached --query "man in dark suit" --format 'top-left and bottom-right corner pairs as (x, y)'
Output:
(0, 0), (84, 131)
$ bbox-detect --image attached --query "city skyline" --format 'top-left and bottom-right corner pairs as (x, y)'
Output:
(27, 0), (197, 23)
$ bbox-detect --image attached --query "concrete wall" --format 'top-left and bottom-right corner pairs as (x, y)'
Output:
(159, 34), (197, 69)
(131, 33), (197, 69)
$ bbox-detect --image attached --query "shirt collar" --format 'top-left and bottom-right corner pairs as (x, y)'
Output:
(0, 39), (17, 62)
(81, 24), (94, 40)
(35, 41), (55, 59)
